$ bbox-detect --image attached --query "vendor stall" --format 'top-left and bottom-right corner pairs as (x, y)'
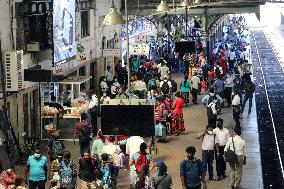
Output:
(41, 76), (91, 140)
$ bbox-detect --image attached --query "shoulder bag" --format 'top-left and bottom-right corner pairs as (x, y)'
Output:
(224, 137), (238, 168)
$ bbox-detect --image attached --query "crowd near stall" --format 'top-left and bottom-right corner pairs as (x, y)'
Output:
(0, 14), (254, 189)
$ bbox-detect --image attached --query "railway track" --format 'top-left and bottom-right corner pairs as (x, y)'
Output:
(251, 29), (284, 188)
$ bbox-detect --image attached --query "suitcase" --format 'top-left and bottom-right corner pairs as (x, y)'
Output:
(155, 123), (166, 141)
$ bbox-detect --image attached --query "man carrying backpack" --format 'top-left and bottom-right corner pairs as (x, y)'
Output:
(59, 151), (77, 189)
(159, 76), (172, 95)
(73, 113), (93, 157)
(180, 146), (207, 189)
(242, 77), (255, 114)
(202, 88), (223, 128)
(129, 143), (155, 189)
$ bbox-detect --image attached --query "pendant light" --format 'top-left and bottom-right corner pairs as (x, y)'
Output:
(156, 0), (170, 12)
(181, 0), (190, 7)
(102, 0), (123, 25)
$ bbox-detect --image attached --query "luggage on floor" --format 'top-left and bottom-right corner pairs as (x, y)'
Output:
(155, 123), (166, 141)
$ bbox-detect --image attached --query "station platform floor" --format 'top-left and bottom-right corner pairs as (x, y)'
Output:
(58, 73), (263, 189)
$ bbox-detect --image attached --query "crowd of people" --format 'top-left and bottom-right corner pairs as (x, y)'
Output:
(0, 15), (255, 189)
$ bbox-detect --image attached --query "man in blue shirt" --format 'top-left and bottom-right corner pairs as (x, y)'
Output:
(180, 146), (207, 189)
(25, 148), (48, 189)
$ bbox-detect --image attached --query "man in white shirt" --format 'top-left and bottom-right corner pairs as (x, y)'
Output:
(197, 125), (219, 180)
(228, 49), (236, 72)
(159, 77), (172, 95)
(232, 89), (242, 128)
(102, 136), (118, 161)
(224, 72), (234, 107)
(191, 73), (200, 104)
(159, 63), (170, 80)
(126, 136), (144, 188)
(224, 127), (246, 189)
(213, 118), (230, 180)
(133, 77), (147, 98)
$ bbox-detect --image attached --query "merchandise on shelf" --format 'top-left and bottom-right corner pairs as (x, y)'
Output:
(42, 106), (59, 117)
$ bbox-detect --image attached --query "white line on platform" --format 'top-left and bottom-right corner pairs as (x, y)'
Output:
(252, 30), (284, 180)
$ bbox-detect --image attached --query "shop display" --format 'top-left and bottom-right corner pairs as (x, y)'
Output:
(42, 106), (59, 117)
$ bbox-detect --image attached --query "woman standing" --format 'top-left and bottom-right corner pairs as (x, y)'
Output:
(171, 92), (185, 136)
(154, 97), (167, 126)
(180, 75), (190, 105)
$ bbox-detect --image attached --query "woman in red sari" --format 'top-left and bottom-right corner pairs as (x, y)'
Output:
(171, 91), (185, 136)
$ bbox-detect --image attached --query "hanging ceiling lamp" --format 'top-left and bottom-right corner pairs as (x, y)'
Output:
(156, 0), (170, 12)
(102, 0), (123, 25)
(181, 0), (190, 7)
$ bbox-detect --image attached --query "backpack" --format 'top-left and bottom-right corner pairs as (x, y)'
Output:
(246, 81), (255, 93)
(100, 163), (113, 186)
(78, 124), (91, 143)
(50, 140), (64, 160)
(207, 94), (216, 105)
(135, 153), (150, 177)
(161, 81), (170, 94)
(171, 80), (178, 92)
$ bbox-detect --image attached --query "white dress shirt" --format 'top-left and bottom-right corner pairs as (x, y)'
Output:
(102, 143), (119, 156)
(232, 94), (241, 106)
(213, 127), (230, 146)
(224, 135), (246, 156)
(191, 76), (200, 89)
(202, 133), (219, 150)
(126, 136), (144, 158)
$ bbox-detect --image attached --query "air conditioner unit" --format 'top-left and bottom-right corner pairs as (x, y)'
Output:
(26, 42), (41, 52)
(5, 51), (23, 91)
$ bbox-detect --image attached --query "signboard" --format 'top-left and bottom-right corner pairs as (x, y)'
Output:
(103, 49), (121, 57)
(135, 35), (152, 43)
(129, 44), (150, 56)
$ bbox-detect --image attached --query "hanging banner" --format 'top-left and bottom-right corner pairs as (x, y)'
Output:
(103, 49), (121, 57)
(129, 43), (150, 56)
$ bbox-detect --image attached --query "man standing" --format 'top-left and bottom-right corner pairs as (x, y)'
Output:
(79, 151), (96, 189)
(191, 73), (200, 104)
(197, 125), (219, 181)
(25, 148), (48, 189)
(224, 127), (246, 189)
(213, 119), (230, 180)
(73, 113), (93, 157)
(228, 49), (236, 72)
(224, 72), (234, 107)
(159, 63), (170, 80)
(242, 77), (255, 114)
(180, 146), (207, 189)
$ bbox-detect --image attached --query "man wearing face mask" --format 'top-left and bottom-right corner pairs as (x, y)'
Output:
(213, 119), (230, 180)
(180, 146), (207, 189)
(197, 125), (220, 181)
(25, 148), (48, 189)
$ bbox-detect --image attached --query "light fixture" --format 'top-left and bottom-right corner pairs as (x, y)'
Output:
(102, 1), (123, 25)
(181, 0), (190, 7)
(156, 0), (170, 12)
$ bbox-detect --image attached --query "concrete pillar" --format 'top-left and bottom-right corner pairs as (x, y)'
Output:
(281, 13), (284, 25)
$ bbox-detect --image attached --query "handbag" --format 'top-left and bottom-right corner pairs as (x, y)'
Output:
(224, 137), (238, 168)
(154, 174), (168, 189)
